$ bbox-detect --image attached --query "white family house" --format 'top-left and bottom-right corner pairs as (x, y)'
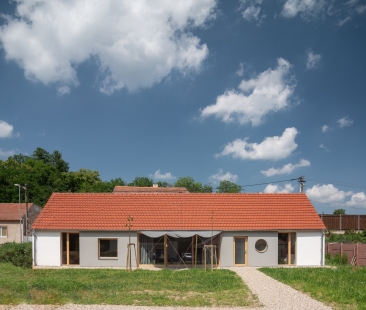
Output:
(31, 190), (326, 268)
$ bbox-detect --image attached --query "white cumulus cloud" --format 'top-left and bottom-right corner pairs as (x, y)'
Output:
(306, 184), (353, 204)
(0, 121), (14, 138)
(150, 170), (176, 181)
(337, 116), (354, 128)
(346, 192), (366, 208)
(321, 125), (329, 132)
(282, 0), (325, 19)
(306, 49), (321, 69)
(306, 184), (366, 209)
(319, 144), (330, 151)
(0, 0), (217, 94)
(264, 183), (294, 193)
(261, 159), (310, 177)
(200, 58), (296, 126)
(216, 127), (298, 161)
(209, 169), (238, 183)
(0, 149), (16, 158)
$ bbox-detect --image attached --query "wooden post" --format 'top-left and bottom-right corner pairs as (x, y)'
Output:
(66, 233), (70, 266)
(340, 242), (343, 257)
(195, 234), (198, 268)
(191, 236), (194, 266)
(356, 243), (359, 266)
(164, 234), (168, 267)
(204, 247), (206, 271)
(288, 233), (291, 265)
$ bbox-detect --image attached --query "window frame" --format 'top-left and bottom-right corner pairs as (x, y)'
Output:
(255, 239), (268, 253)
(98, 238), (118, 260)
(0, 226), (7, 238)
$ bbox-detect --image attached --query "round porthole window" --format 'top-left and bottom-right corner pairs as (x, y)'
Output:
(255, 239), (268, 253)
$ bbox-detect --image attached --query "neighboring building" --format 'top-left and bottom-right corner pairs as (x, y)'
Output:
(0, 203), (42, 244)
(31, 193), (326, 268)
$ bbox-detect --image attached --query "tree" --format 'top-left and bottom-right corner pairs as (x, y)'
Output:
(157, 181), (170, 187)
(216, 180), (242, 193)
(174, 177), (212, 193)
(128, 177), (153, 187)
(0, 147), (124, 205)
(333, 209), (346, 215)
(32, 147), (69, 173)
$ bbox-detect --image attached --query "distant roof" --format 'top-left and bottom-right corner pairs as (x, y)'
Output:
(32, 193), (326, 231)
(113, 186), (189, 193)
(0, 203), (29, 221)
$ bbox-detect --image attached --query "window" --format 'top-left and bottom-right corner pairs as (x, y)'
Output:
(255, 239), (268, 253)
(0, 226), (7, 237)
(99, 239), (118, 259)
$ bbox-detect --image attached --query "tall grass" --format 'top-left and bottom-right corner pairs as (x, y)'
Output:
(0, 242), (32, 268)
(0, 263), (258, 306)
(261, 266), (366, 310)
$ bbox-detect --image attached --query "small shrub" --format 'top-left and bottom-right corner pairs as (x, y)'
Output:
(325, 253), (331, 265)
(326, 252), (349, 266)
(0, 242), (32, 268)
(341, 253), (348, 265)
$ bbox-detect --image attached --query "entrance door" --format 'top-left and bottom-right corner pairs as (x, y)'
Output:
(234, 237), (247, 266)
(278, 233), (296, 265)
(62, 233), (79, 265)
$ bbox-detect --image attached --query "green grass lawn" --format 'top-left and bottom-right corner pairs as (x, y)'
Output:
(260, 266), (366, 310)
(0, 263), (258, 307)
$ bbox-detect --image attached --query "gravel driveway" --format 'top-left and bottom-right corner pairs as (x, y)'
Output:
(0, 267), (332, 310)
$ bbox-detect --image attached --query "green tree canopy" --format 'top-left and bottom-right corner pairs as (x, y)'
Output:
(216, 180), (242, 193)
(128, 177), (153, 187)
(0, 148), (125, 206)
(333, 209), (346, 215)
(174, 177), (212, 193)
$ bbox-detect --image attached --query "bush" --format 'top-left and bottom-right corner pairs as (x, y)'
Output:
(0, 242), (32, 268)
(326, 252), (349, 266)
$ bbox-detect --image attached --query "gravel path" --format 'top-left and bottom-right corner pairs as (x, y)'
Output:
(0, 267), (332, 310)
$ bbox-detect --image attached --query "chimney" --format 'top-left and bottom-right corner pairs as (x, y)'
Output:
(153, 183), (158, 188)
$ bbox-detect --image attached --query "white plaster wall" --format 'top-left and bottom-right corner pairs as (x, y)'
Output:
(296, 231), (323, 266)
(80, 231), (138, 267)
(33, 231), (61, 267)
(220, 231), (278, 267)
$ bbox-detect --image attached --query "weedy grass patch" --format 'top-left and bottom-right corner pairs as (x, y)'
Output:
(0, 263), (258, 307)
(260, 266), (366, 310)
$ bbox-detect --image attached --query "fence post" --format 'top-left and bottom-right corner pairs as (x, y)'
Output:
(340, 214), (342, 231)
(340, 242), (343, 257)
(356, 243), (359, 266)
(358, 215), (360, 231)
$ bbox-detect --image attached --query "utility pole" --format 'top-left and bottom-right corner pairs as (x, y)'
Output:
(14, 184), (22, 243)
(298, 176), (306, 193)
(23, 184), (29, 239)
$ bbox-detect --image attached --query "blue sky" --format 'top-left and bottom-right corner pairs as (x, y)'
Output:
(1, 0), (366, 214)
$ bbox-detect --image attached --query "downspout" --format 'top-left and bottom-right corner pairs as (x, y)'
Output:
(321, 230), (325, 266)
(32, 229), (37, 267)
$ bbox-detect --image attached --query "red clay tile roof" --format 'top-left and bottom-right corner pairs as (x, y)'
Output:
(0, 203), (28, 221)
(32, 193), (326, 231)
(113, 186), (189, 193)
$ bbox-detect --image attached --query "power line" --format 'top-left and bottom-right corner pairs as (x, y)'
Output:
(310, 199), (366, 210)
(307, 177), (366, 190)
(211, 177), (299, 190)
